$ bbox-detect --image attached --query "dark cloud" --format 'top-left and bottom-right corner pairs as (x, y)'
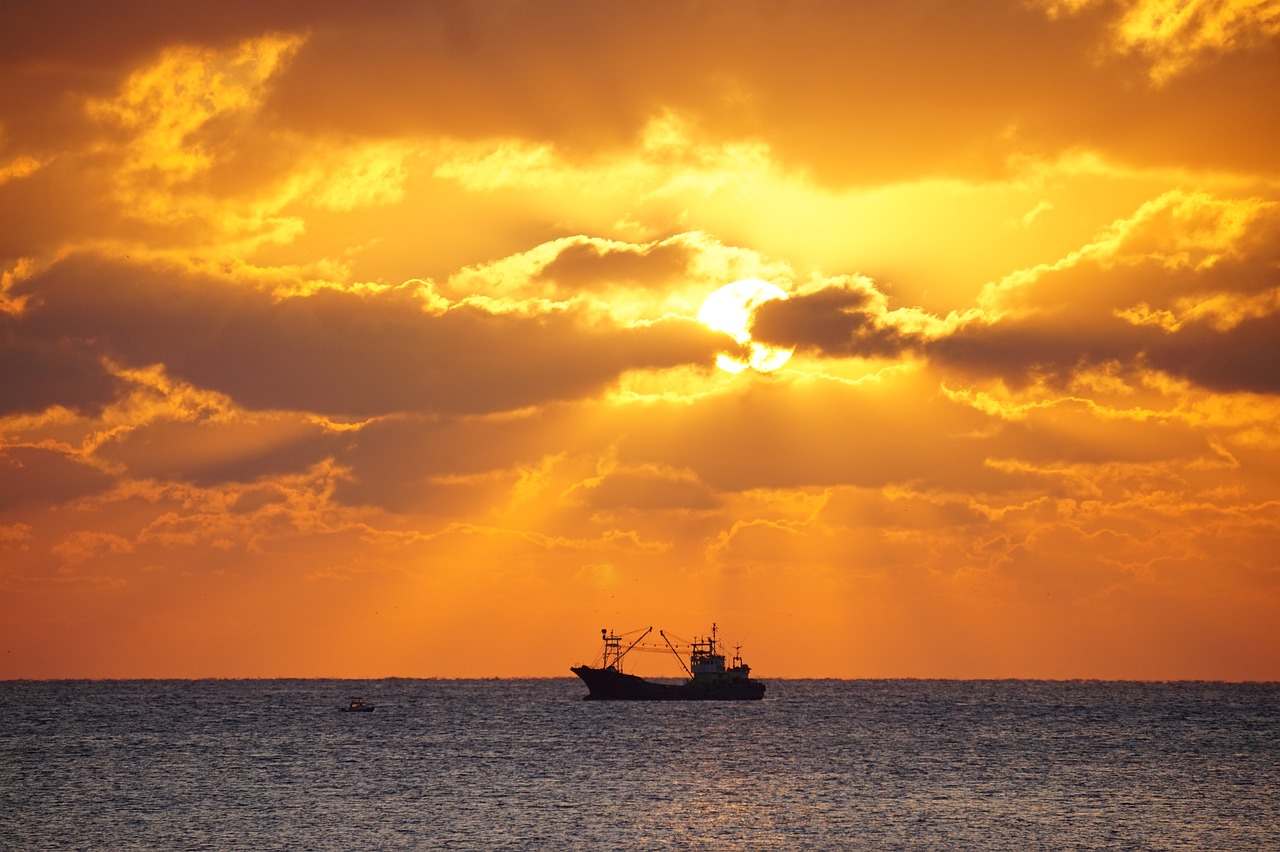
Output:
(0, 160), (114, 260)
(1146, 313), (1280, 395)
(749, 196), (1280, 397)
(0, 447), (112, 510)
(925, 316), (1144, 388)
(97, 415), (338, 486)
(928, 308), (1280, 396)
(535, 240), (693, 293)
(333, 413), (559, 512)
(266, 1), (1280, 183)
(928, 197), (1280, 393)
(0, 328), (121, 416)
(994, 199), (1280, 322)
(6, 1), (1274, 186)
(571, 468), (719, 512)
(751, 284), (918, 359)
(11, 254), (722, 419)
(997, 400), (1211, 468)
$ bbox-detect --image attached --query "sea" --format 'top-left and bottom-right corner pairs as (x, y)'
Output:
(2, 679), (1277, 850)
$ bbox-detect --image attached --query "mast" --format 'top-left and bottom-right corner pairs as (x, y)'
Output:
(601, 626), (652, 671)
(600, 628), (616, 668)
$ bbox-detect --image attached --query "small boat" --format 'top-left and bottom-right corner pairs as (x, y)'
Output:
(341, 697), (374, 712)
(571, 624), (766, 701)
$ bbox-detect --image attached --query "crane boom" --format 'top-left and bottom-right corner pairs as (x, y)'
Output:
(614, 626), (652, 668)
(659, 630), (694, 679)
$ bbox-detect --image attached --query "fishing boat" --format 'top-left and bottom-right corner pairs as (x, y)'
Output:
(571, 624), (766, 700)
(341, 697), (374, 712)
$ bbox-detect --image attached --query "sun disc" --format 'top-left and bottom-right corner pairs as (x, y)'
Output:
(698, 278), (794, 373)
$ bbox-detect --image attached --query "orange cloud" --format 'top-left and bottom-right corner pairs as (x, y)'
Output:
(1, 0), (1278, 679)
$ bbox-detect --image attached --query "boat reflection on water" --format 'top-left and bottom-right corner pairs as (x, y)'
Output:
(571, 624), (765, 701)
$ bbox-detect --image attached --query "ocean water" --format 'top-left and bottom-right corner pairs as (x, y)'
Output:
(2, 679), (1277, 850)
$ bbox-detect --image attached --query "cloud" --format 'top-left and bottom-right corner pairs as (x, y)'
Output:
(332, 413), (553, 514)
(536, 238), (695, 295)
(445, 234), (708, 307)
(9, 253), (725, 419)
(0, 26), (425, 269)
(751, 276), (921, 359)
(952, 190), (1280, 392)
(2, 0), (1278, 680)
(564, 461), (719, 512)
(0, 155), (42, 184)
(746, 190), (1280, 397)
(0, 331), (121, 416)
(96, 412), (338, 486)
(1121, 0), (1280, 83)
(4, 0), (1277, 201)
(52, 529), (134, 566)
(1144, 312), (1280, 393)
(0, 447), (112, 511)
(1035, 0), (1280, 82)
(85, 34), (303, 194)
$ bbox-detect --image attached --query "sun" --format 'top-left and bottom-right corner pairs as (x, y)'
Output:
(698, 279), (794, 374)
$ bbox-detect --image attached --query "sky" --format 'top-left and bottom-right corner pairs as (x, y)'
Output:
(2, 0), (1278, 679)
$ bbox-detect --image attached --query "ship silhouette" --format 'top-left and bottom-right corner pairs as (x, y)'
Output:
(571, 624), (765, 700)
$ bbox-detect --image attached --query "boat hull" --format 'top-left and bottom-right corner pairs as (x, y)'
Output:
(571, 665), (765, 701)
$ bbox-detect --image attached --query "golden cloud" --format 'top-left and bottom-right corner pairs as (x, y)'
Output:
(1035, 0), (1280, 82)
